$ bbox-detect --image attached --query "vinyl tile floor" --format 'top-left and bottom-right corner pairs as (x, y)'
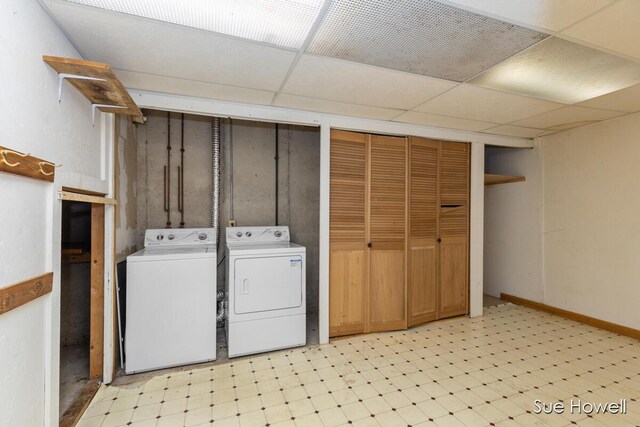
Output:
(78, 304), (640, 426)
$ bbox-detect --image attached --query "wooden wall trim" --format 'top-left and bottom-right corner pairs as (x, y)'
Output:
(59, 191), (117, 205)
(0, 146), (55, 182)
(500, 293), (640, 340)
(0, 273), (53, 315)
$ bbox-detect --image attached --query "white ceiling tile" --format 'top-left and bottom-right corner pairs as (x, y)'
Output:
(393, 111), (495, 132)
(512, 106), (625, 130)
(482, 125), (546, 138)
(441, 0), (612, 32)
(44, 0), (296, 91)
(578, 83), (640, 113)
(274, 94), (403, 120)
(282, 55), (457, 110)
(307, 0), (547, 82)
(114, 69), (275, 105)
(414, 85), (563, 123)
(469, 37), (640, 104)
(562, 0), (640, 60)
(63, 0), (325, 49)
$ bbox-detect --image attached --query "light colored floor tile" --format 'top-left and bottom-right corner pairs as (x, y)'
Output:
(77, 304), (640, 427)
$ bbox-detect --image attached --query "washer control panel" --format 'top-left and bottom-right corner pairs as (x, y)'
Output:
(144, 228), (217, 247)
(226, 226), (290, 244)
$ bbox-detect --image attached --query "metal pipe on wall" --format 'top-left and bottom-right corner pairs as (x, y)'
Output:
(178, 113), (185, 228)
(212, 117), (221, 247)
(164, 111), (172, 228)
(275, 123), (279, 226)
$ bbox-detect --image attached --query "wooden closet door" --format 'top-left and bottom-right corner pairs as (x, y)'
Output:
(438, 141), (469, 319)
(368, 134), (407, 332)
(408, 137), (439, 327)
(329, 130), (367, 337)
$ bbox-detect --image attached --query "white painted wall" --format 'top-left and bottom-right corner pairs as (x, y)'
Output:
(484, 145), (543, 302)
(541, 112), (640, 330)
(484, 112), (640, 331)
(0, 1), (113, 425)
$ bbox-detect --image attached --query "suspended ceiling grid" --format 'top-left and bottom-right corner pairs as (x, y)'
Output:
(40, 0), (640, 138)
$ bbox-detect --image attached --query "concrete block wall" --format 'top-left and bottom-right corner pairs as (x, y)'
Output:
(135, 112), (320, 340)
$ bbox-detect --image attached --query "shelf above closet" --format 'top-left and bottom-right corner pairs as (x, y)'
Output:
(43, 55), (144, 123)
(484, 173), (526, 186)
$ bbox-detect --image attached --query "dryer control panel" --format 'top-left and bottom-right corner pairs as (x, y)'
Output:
(226, 226), (290, 244)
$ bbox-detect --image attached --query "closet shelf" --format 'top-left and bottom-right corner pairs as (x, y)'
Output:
(484, 173), (526, 186)
(62, 247), (91, 264)
(43, 55), (144, 123)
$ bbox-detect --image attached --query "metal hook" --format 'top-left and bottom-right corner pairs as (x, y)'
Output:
(0, 149), (30, 167)
(38, 161), (58, 176)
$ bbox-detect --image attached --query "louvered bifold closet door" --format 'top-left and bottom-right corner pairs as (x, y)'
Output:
(408, 137), (439, 327)
(439, 141), (470, 319)
(329, 130), (367, 337)
(368, 134), (407, 332)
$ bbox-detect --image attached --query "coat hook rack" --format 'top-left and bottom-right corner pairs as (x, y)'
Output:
(0, 146), (57, 182)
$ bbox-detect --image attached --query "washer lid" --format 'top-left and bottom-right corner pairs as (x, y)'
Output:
(128, 246), (216, 262)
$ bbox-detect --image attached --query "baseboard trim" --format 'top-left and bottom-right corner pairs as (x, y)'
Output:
(500, 293), (640, 340)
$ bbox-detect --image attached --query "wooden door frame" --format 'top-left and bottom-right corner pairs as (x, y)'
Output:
(89, 203), (104, 379)
(59, 190), (116, 380)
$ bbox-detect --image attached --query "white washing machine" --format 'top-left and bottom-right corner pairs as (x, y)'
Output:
(126, 228), (217, 374)
(226, 226), (306, 358)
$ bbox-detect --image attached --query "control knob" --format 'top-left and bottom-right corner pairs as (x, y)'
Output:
(198, 233), (207, 241)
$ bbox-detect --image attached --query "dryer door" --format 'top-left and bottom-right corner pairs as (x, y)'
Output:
(234, 255), (303, 314)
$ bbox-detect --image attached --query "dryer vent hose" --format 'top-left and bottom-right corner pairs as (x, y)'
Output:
(212, 117), (221, 247)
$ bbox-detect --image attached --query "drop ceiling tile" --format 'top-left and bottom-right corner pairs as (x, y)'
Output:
(481, 125), (546, 138)
(307, 0), (548, 82)
(469, 37), (640, 104)
(393, 111), (495, 132)
(441, 0), (613, 32)
(44, 0), (296, 91)
(282, 55), (457, 110)
(562, 0), (640, 60)
(63, 0), (325, 49)
(578, 83), (640, 113)
(512, 106), (625, 131)
(114, 69), (275, 105)
(414, 85), (563, 124)
(274, 94), (403, 120)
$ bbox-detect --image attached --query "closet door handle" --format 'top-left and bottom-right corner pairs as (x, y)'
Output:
(367, 242), (372, 248)
(437, 238), (442, 243)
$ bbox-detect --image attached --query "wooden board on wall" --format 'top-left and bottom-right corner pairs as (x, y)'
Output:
(0, 273), (53, 315)
(0, 146), (55, 182)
